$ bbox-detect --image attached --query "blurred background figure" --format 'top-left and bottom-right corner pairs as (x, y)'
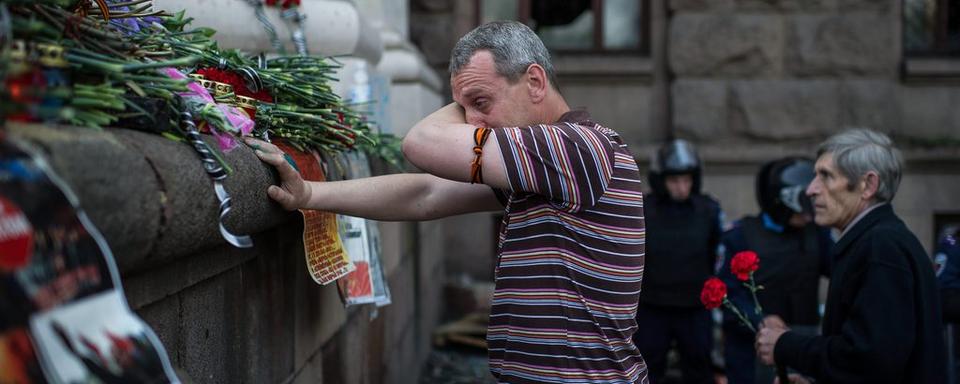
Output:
(634, 139), (722, 384)
(935, 225), (960, 381)
(718, 157), (831, 384)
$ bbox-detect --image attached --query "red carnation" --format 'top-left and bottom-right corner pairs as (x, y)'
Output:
(700, 277), (727, 310)
(730, 250), (760, 281)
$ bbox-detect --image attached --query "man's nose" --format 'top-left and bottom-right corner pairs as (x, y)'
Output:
(806, 180), (819, 197)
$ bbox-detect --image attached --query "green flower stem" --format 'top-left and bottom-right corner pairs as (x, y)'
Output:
(743, 273), (765, 316)
(723, 298), (757, 333)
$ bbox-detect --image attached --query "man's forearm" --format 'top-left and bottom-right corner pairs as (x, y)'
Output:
(303, 173), (437, 221)
(412, 102), (466, 129)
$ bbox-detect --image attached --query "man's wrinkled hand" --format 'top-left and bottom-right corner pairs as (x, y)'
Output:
(246, 138), (312, 211)
(756, 316), (789, 366)
(763, 315), (787, 330)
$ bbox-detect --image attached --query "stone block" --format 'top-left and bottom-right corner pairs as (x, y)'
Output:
(673, 80), (729, 142)
(122, 240), (257, 309)
(135, 296), (182, 369)
(322, 308), (372, 384)
(836, 0), (892, 11)
(670, 0), (734, 11)
(291, 356), (324, 384)
(839, 80), (900, 134)
(239, 231), (296, 384)
(899, 86), (960, 140)
(386, 256), (416, 352)
(733, 0), (835, 11)
(670, 14), (784, 77)
(293, 233), (349, 369)
(179, 268), (244, 384)
(729, 80), (840, 140)
(560, 79), (654, 150)
(786, 14), (896, 76)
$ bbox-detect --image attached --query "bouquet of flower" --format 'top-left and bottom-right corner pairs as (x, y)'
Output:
(701, 250), (764, 331)
(701, 250), (789, 382)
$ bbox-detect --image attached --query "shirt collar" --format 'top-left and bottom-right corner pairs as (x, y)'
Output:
(557, 109), (591, 124)
(837, 202), (887, 240)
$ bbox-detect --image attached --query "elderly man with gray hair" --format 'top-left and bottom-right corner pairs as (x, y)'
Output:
(755, 129), (947, 383)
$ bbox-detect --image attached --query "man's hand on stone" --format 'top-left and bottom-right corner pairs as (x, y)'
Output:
(247, 138), (313, 211)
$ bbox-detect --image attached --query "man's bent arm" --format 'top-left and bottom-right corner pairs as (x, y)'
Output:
(402, 103), (510, 190)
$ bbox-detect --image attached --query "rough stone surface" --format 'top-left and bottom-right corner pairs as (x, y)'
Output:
(836, 0), (891, 11)
(560, 79), (655, 150)
(136, 296), (182, 368)
(786, 14), (896, 76)
(670, 14), (784, 77)
(670, 0), (734, 11)
(8, 125), (294, 273)
(729, 80), (840, 140)
(673, 80), (730, 142)
(733, 0), (835, 11)
(179, 268), (244, 383)
(239, 231), (297, 384)
(839, 80), (900, 134)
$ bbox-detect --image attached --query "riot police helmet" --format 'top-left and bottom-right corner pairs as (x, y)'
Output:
(756, 157), (815, 226)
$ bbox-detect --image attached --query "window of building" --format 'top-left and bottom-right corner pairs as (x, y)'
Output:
(475, 0), (650, 54)
(905, 0), (960, 56)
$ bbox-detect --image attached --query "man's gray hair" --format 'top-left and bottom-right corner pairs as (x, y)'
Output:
(449, 21), (558, 89)
(816, 128), (903, 203)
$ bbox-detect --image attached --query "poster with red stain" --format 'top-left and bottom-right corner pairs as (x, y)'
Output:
(275, 142), (354, 286)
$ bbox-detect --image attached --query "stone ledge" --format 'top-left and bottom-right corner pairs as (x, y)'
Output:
(8, 123), (295, 274)
(554, 54), (654, 79)
(903, 58), (960, 81)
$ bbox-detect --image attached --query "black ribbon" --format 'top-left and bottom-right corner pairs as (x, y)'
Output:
(177, 97), (253, 249)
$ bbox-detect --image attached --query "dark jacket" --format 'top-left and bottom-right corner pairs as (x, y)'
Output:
(774, 204), (947, 383)
(640, 193), (721, 308)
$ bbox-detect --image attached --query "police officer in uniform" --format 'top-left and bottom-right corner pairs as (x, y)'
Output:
(935, 226), (960, 322)
(719, 157), (832, 384)
(634, 139), (722, 384)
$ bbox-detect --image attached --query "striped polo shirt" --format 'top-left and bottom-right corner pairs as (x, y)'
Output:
(488, 110), (647, 383)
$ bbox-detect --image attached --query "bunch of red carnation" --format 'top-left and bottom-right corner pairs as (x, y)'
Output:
(700, 250), (765, 332)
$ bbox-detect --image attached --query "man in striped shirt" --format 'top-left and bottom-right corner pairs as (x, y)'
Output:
(249, 20), (647, 383)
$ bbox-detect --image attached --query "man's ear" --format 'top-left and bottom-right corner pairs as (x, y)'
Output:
(860, 171), (880, 201)
(525, 63), (547, 104)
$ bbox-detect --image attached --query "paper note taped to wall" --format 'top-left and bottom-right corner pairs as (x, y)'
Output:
(275, 142), (354, 285)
